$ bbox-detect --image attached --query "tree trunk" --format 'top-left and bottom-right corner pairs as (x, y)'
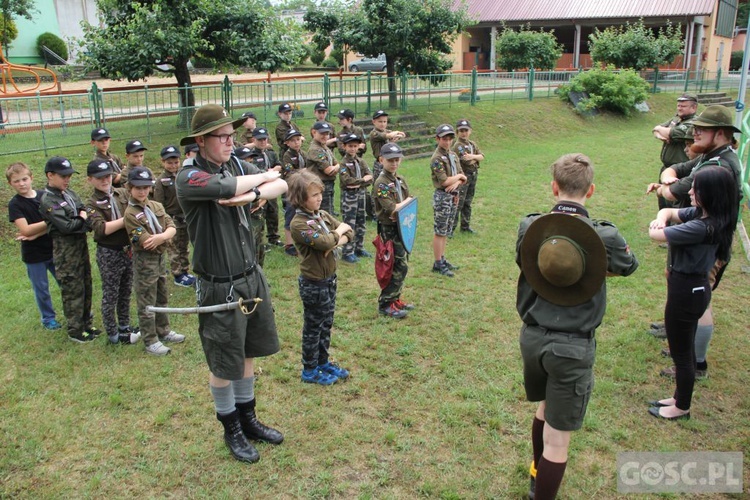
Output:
(173, 60), (195, 129)
(386, 57), (398, 109)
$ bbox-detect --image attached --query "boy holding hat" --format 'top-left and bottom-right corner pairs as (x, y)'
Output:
(91, 127), (124, 186)
(430, 124), (466, 277)
(336, 109), (367, 158)
(248, 128), (284, 248)
(40, 157), (101, 343)
(124, 167), (184, 356)
(339, 133), (374, 263)
(275, 102), (301, 157)
(153, 145), (195, 287)
(452, 119), (484, 235)
(517, 153), (638, 499)
(307, 121), (340, 214)
(85, 159), (140, 345)
(176, 104), (287, 464)
(120, 139), (149, 182)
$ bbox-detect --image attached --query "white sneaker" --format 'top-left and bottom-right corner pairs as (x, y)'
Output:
(145, 341), (171, 356)
(161, 331), (185, 344)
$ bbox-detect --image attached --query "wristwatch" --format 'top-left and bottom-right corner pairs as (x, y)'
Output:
(251, 187), (261, 199)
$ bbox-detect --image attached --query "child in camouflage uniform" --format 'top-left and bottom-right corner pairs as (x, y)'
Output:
(85, 159), (140, 345)
(281, 128), (306, 256)
(39, 157), (101, 343)
(124, 167), (185, 356)
(451, 119), (484, 235)
(289, 170), (353, 385)
(339, 133), (373, 264)
(91, 128), (124, 187)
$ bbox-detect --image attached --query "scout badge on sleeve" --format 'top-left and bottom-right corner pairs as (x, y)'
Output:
(396, 197), (418, 254)
(373, 235), (394, 289)
(520, 213), (607, 306)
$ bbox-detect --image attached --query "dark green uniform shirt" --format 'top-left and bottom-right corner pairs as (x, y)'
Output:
(40, 186), (88, 237)
(430, 145), (462, 189)
(291, 209), (353, 280)
(153, 170), (184, 226)
(516, 203), (639, 334)
(667, 144), (741, 208)
(659, 113), (695, 168)
(124, 198), (175, 254)
(336, 124), (367, 157)
(369, 128), (390, 160)
(93, 150), (124, 187)
(452, 138), (482, 174)
(372, 169), (410, 227)
(275, 119), (300, 157)
(281, 148), (306, 180)
(86, 187), (130, 247)
(307, 140), (338, 182)
(339, 154), (372, 190)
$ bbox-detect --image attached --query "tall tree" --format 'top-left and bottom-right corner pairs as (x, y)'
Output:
(81, 0), (306, 125)
(305, 0), (473, 108)
(1, 0), (37, 59)
(495, 24), (563, 71)
(588, 19), (683, 71)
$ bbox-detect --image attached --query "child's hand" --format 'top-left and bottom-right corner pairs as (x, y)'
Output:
(324, 164), (339, 176)
(142, 233), (165, 250)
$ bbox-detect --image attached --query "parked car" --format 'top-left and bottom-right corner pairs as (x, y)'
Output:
(348, 54), (386, 72)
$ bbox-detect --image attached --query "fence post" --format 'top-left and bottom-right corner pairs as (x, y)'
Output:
(366, 71), (372, 115)
(652, 67), (659, 94)
(144, 85), (151, 140)
(470, 67), (478, 105)
(400, 72), (407, 112)
(684, 69), (690, 92)
(528, 67), (535, 101)
(323, 73), (330, 105)
(90, 82), (102, 128)
(715, 68), (722, 92)
(222, 75), (232, 112)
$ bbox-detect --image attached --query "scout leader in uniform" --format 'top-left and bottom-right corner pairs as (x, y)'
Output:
(516, 153), (638, 499)
(176, 104), (287, 464)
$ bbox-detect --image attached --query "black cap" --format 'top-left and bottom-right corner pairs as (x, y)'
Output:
(312, 122), (332, 133)
(337, 109), (355, 119)
(435, 124), (455, 137)
(380, 143), (403, 159)
(314, 101), (328, 111)
(86, 160), (113, 178)
(284, 129), (303, 141)
(91, 128), (111, 141)
(125, 140), (148, 154)
(241, 111), (256, 119)
(127, 167), (154, 186)
(341, 133), (362, 144)
(184, 143), (199, 155)
(45, 156), (76, 175)
(278, 103), (292, 113)
(252, 128), (270, 139)
(233, 147), (253, 159)
(456, 119), (471, 130)
(160, 145), (180, 159)
(372, 110), (388, 119)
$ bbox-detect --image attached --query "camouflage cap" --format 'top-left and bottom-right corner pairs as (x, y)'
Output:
(691, 105), (741, 133)
(180, 104), (245, 146)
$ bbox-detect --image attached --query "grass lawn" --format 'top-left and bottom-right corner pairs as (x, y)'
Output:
(1, 94), (749, 498)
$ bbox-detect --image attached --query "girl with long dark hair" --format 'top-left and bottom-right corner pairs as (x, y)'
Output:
(647, 166), (739, 420)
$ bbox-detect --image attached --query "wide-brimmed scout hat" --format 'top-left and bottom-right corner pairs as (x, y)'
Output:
(520, 213), (607, 306)
(691, 105), (741, 134)
(180, 104), (245, 146)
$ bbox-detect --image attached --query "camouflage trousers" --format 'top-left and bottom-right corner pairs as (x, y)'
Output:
(251, 215), (266, 268)
(341, 188), (367, 256)
(433, 189), (458, 237)
(265, 197), (280, 244)
(298, 275), (336, 370)
(96, 245), (133, 337)
(170, 225), (190, 276)
(453, 170), (477, 232)
(133, 251), (170, 346)
(378, 224), (409, 306)
(321, 180), (336, 214)
(53, 234), (93, 335)
(367, 161), (384, 218)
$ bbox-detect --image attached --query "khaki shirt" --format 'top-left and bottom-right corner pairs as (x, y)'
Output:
(336, 124), (367, 157)
(281, 148), (306, 180)
(369, 128), (390, 160)
(40, 186), (88, 238)
(452, 138), (482, 173)
(275, 119), (300, 156)
(306, 140), (338, 182)
(291, 209), (353, 280)
(86, 187), (130, 246)
(124, 198), (174, 254)
(659, 113), (695, 168)
(93, 150), (124, 186)
(372, 169), (410, 227)
(430, 145), (462, 189)
(339, 154), (372, 190)
(153, 170), (184, 225)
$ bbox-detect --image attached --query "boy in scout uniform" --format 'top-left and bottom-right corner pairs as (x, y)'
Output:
(452, 119), (484, 235)
(335, 109), (367, 158)
(248, 128), (284, 248)
(238, 111), (257, 147)
(307, 121), (340, 214)
(91, 127), (124, 186)
(153, 145), (195, 287)
(339, 133), (373, 263)
(176, 104), (287, 464)
(281, 128), (306, 256)
(430, 124), (466, 277)
(275, 102), (301, 157)
(517, 153), (638, 499)
(369, 110), (405, 218)
(124, 167), (185, 356)
(85, 160), (140, 345)
(372, 143), (414, 319)
(40, 157), (100, 343)
(120, 139), (149, 181)
(313, 101), (338, 149)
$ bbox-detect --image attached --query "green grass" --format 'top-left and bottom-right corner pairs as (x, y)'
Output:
(1, 94), (749, 498)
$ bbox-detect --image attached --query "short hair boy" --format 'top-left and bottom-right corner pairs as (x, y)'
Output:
(313, 101), (338, 149)
(39, 157), (100, 343)
(430, 124), (466, 277)
(85, 160), (141, 345)
(7, 162), (60, 330)
(280, 128), (305, 256)
(336, 108), (367, 158)
(153, 145), (195, 287)
(124, 167), (184, 356)
(516, 153), (638, 499)
(91, 127), (124, 186)
(249, 128), (283, 248)
(369, 110), (405, 218)
(275, 102), (301, 157)
(239, 111), (257, 147)
(339, 133), (373, 263)
(120, 139), (149, 182)
(451, 119), (485, 234)
(307, 121), (340, 214)
(372, 143), (414, 318)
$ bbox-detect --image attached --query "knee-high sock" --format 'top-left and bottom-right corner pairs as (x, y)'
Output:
(532, 417), (545, 470)
(232, 376), (255, 404)
(534, 456), (567, 500)
(210, 384), (235, 416)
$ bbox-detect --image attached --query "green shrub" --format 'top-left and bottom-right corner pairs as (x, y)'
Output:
(330, 47), (344, 66)
(36, 32), (69, 62)
(322, 56), (339, 69)
(310, 49), (326, 66)
(0, 14), (18, 48)
(730, 50), (746, 71)
(558, 66), (649, 116)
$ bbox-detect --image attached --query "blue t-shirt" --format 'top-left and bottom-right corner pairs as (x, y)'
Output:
(664, 207), (717, 274)
(8, 191), (53, 264)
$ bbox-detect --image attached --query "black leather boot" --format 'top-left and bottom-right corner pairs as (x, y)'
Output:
(216, 410), (260, 463)
(236, 399), (284, 444)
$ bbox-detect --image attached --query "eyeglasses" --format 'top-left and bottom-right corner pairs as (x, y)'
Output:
(206, 133), (233, 144)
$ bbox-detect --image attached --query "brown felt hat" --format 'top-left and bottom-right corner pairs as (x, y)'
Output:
(180, 104), (245, 146)
(691, 105), (741, 134)
(520, 213), (607, 306)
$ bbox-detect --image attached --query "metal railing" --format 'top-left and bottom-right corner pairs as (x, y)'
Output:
(1, 68), (747, 156)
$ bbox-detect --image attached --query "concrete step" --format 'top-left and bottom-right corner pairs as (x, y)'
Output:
(697, 92), (727, 99)
(403, 152), (433, 161)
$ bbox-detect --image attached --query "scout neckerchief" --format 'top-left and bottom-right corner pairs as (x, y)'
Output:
(394, 176), (404, 202)
(45, 186), (77, 215)
(295, 208), (340, 258)
(446, 149), (458, 176)
(128, 199), (163, 234)
(109, 188), (121, 220)
(298, 152), (305, 169)
(347, 154), (362, 179)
